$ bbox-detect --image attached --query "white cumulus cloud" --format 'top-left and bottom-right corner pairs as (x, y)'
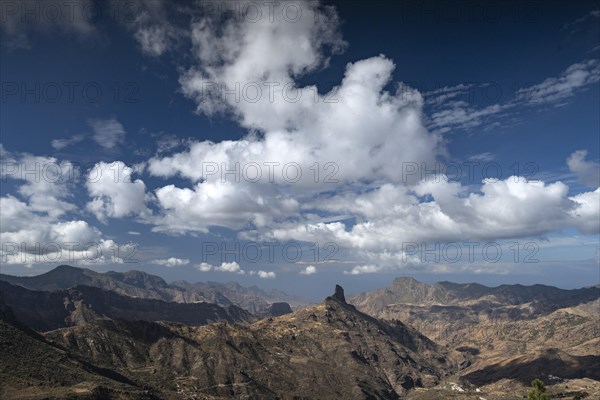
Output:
(86, 161), (148, 223)
(300, 265), (317, 275)
(256, 270), (276, 279)
(151, 257), (190, 267)
(344, 265), (381, 275)
(195, 261), (244, 274)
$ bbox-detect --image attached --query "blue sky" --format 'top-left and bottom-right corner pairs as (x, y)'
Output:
(1, 0), (599, 299)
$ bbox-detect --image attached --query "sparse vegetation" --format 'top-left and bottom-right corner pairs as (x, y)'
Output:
(528, 379), (550, 400)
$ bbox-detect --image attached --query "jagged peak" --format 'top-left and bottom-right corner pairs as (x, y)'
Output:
(326, 284), (346, 304)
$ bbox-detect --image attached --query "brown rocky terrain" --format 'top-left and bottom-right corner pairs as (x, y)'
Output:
(2, 270), (598, 399)
(349, 277), (600, 388)
(0, 294), (160, 400)
(2, 285), (466, 399)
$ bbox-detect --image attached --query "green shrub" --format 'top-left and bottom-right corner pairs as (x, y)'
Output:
(527, 379), (549, 400)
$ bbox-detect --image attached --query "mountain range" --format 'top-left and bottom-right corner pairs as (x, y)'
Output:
(0, 264), (305, 313)
(1, 266), (598, 399)
(0, 280), (254, 332)
(0, 275), (464, 399)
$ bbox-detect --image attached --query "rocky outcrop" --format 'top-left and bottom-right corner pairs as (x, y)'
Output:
(332, 284), (346, 303)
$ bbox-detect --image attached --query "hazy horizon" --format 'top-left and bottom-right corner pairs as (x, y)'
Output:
(2, 263), (597, 302)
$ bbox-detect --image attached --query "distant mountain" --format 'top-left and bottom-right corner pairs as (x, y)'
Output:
(0, 281), (254, 332)
(0, 265), (176, 299)
(349, 277), (600, 386)
(259, 301), (293, 317)
(0, 265), (306, 313)
(171, 280), (305, 313)
(351, 276), (600, 311)
(41, 285), (465, 399)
